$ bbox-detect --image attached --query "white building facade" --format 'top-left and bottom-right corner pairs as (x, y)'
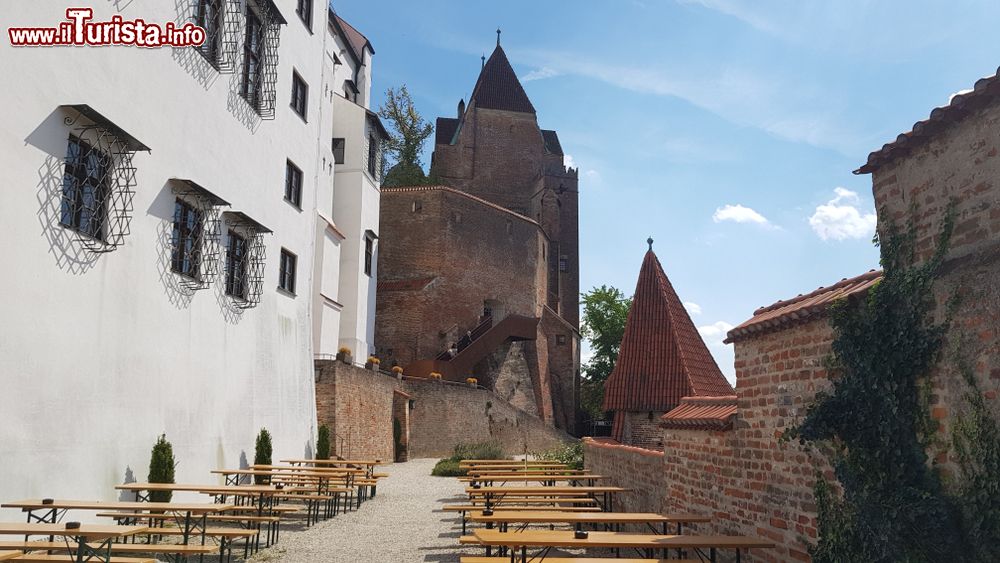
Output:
(0, 0), (382, 510)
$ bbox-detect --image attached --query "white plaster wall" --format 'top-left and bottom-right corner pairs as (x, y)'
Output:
(0, 0), (337, 517)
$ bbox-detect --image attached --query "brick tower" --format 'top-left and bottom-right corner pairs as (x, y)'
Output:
(375, 40), (581, 433)
(603, 241), (734, 448)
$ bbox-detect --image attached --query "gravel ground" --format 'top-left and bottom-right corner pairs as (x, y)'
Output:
(250, 458), (478, 563)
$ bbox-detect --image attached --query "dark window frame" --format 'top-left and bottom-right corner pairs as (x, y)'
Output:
(171, 197), (204, 279)
(60, 135), (110, 241)
(225, 229), (249, 300)
(195, 0), (224, 66)
(284, 159), (303, 208)
(332, 138), (345, 164)
(364, 235), (374, 277)
(295, 0), (312, 31)
(366, 133), (377, 178)
(239, 8), (264, 109)
(290, 70), (308, 120)
(278, 248), (297, 294)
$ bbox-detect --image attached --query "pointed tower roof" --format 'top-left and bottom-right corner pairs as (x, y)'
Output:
(469, 45), (536, 114)
(602, 248), (734, 413)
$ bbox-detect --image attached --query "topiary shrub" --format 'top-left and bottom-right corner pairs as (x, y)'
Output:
(316, 425), (331, 460)
(254, 428), (272, 484)
(147, 434), (176, 502)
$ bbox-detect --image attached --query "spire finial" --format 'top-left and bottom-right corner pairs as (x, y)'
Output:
(481, 53), (485, 69)
(496, 28), (501, 47)
(647, 237), (654, 251)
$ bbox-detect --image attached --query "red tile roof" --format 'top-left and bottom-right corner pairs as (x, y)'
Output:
(333, 13), (372, 59)
(376, 277), (436, 292)
(725, 269), (882, 344)
(469, 46), (536, 114)
(661, 396), (737, 430)
(855, 67), (1000, 174)
(602, 250), (734, 413)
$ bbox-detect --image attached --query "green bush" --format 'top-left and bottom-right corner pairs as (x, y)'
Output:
(429, 440), (507, 477)
(535, 441), (584, 470)
(316, 425), (330, 460)
(147, 434), (176, 503)
(254, 428), (272, 484)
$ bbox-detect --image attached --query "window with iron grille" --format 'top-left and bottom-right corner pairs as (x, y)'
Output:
(279, 248), (297, 294)
(240, 10), (264, 109)
(171, 198), (204, 279)
(332, 138), (345, 164)
(225, 230), (249, 299)
(364, 235), (374, 276)
(367, 133), (377, 178)
(61, 136), (110, 241)
(290, 71), (307, 120)
(195, 0), (224, 65)
(559, 255), (569, 272)
(285, 159), (302, 207)
(295, 0), (311, 30)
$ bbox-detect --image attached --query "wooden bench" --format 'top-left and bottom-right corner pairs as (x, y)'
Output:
(0, 541), (215, 561)
(462, 558), (701, 563)
(4, 556), (154, 563)
(134, 526), (258, 561)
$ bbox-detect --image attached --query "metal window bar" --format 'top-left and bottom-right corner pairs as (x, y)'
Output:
(216, 0), (243, 73)
(170, 179), (228, 290)
(60, 105), (146, 253)
(194, 0), (226, 68)
(240, 0), (285, 119)
(223, 211), (271, 309)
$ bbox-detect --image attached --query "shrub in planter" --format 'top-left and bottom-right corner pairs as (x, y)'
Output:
(429, 372), (442, 380)
(466, 377), (478, 387)
(316, 425), (331, 460)
(336, 346), (352, 364)
(147, 434), (176, 503)
(254, 428), (273, 484)
(365, 356), (381, 370)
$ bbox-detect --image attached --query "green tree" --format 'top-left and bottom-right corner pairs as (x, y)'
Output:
(253, 428), (272, 484)
(147, 434), (176, 503)
(316, 425), (331, 460)
(579, 285), (632, 420)
(378, 85), (434, 187)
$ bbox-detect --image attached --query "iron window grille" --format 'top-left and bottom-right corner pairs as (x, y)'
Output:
(223, 211), (271, 308)
(194, 0), (225, 67)
(169, 179), (229, 290)
(59, 105), (148, 253)
(296, 0), (312, 30)
(291, 71), (308, 119)
(285, 159), (303, 207)
(239, 0), (286, 119)
(559, 255), (569, 272)
(278, 248), (297, 294)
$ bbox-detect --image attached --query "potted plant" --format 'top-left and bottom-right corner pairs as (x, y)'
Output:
(316, 425), (331, 460)
(429, 372), (442, 381)
(391, 365), (404, 380)
(466, 377), (478, 387)
(254, 428), (272, 484)
(148, 434), (176, 503)
(336, 346), (352, 365)
(365, 356), (380, 371)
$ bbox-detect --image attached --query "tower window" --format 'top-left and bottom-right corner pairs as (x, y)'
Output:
(295, 0), (312, 30)
(290, 70), (308, 120)
(278, 248), (297, 294)
(285, 159), (303, 207)
(364, 235), (374, 276)
(332, 138), (345, 164)
(559, 255), (568, 272)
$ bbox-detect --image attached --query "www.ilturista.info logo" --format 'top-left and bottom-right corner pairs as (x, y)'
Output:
(8, 8), (206, 47)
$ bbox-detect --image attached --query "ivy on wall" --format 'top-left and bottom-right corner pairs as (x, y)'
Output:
(788, 205), (1000, 562)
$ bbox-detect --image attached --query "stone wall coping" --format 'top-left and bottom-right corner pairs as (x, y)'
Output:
(583, 437), (664, 458)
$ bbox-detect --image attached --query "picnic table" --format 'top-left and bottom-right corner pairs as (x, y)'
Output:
(470, 510), (712, 535)
(466, 486), (627, 512)
(466, 474), (606, 487)
(473, 529), (775, 563)
(280, 459), (385, 478)
(0, 522), (147, 563)
(1, 499), (232, 545)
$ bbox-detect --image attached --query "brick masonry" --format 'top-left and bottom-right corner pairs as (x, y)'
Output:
(315, 360), (569, 461)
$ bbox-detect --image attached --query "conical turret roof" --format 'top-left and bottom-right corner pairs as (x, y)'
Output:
(603, 249), (734, 412)
(468, 45), (536, 114)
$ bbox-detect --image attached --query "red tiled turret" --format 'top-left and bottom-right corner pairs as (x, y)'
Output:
(602, 247), (734, 413)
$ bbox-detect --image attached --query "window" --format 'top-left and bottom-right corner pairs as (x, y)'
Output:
(240, 9), (264, 109)
(295, 0), (312, 30)
(364, 235), (374, 276)
(411, 200), (422, 213)
(285, 160), (303, 207)
(195, 0), (223, 64)
(61, 136), (109, 240)
(225, 230), (249, 299)
(367, 133), (377, 177)
(559, 255), (569, 272)
(171, 198), (203, 279)
(290, 71), (308, 119)
(556, 334), (567, 346)
(278, 249), (297, 294)
(332, 138), (345, 164)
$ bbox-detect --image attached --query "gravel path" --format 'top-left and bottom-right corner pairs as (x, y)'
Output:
(250, 458), (477, 563)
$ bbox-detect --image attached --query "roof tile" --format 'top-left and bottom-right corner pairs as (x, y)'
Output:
(661, 396), (737, 430)
(469, 46), (535, 114)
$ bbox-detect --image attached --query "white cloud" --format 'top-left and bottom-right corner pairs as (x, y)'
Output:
(809, 187), (877, 241)
(684, 301), (702, 315)
(698, 321), (734, 340)
(712, 204), (772, 227)
(564, 154), (600, 184)
(521, 67), (560, 82)
(564, 154), (577, 169)
(698, 321), (736, 384)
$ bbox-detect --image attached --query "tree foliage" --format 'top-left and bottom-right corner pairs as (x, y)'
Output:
(254, 428), (273, 484)
(378, 85), (434, 187)
(147, 434), (176, 503)
(579, 285), (632, 420)
(316, 425), (331, 460)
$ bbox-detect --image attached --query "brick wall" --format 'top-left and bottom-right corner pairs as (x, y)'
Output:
(314, 360), (397, 462)
(618, 411), (667, 450)
(583, 438), (667, 519)
(401, 377), (571, 458)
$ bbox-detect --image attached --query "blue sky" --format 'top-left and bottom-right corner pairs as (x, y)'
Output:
(334, 0), (1000, 381)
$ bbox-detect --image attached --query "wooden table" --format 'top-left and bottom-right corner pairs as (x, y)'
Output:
(1, 499), (232, 545)
(466, 486), (626, 512)
(0, 522), (147, 563)
(473, 529), (775, 562)
(470, 510), (711, 535)
(280, 459), (385, 478)
(466, 474), (606, 486)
